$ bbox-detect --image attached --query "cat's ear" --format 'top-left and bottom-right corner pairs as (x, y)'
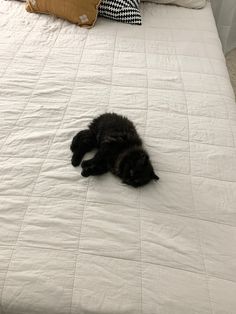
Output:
(153, 173), (159, 181)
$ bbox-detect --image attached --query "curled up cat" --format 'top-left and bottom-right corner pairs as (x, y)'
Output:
(70, 113), (159, 188)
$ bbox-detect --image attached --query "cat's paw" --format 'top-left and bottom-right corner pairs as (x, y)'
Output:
(81, 159), (92, 168)
(71, 154), (82, 167)
(81, 167), (92, 177)
(81, 160), (95, 177)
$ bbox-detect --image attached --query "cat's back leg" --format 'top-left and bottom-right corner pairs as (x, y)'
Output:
(81, 151), (108, 177)
(71, 129), (96, 167)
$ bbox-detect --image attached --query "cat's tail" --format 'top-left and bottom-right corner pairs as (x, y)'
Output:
(70, 129), (96, 167)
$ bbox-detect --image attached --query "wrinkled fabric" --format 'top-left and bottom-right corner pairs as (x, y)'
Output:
(0, 1), (236, 314)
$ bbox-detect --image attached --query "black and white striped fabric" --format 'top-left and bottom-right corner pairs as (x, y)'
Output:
(99, 0), (142, 25)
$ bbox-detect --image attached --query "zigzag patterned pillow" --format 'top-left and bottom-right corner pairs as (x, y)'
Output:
(99, 0), (142, 25)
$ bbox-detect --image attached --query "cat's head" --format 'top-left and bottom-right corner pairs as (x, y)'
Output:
(118, 148), (159, 188)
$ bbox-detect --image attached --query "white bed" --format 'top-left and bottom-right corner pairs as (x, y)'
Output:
(0, 1), (236, 313)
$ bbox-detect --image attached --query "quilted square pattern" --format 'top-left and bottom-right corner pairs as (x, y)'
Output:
(2, 247), (76, 314)
(142, 264), (211, 314)
(141, 210), (205, 272)
(71, 254), (141, 313)
(80, 202), (140, 259)
(0, 1), (236, 313)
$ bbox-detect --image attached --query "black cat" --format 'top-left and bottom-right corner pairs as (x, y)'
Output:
(70, 113), (159, 188)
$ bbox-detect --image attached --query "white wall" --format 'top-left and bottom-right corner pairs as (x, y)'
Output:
(211, 0), (236, 54)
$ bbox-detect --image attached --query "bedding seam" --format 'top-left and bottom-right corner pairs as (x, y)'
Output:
(176, 32), (214, 313)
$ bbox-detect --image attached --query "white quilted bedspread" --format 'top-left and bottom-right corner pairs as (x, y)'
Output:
(0, 1), (236, 313)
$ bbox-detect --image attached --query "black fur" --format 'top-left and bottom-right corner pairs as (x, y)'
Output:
(70, 113), (159, 187)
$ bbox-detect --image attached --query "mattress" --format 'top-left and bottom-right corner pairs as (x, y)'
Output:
(0, 1), (236, 313)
